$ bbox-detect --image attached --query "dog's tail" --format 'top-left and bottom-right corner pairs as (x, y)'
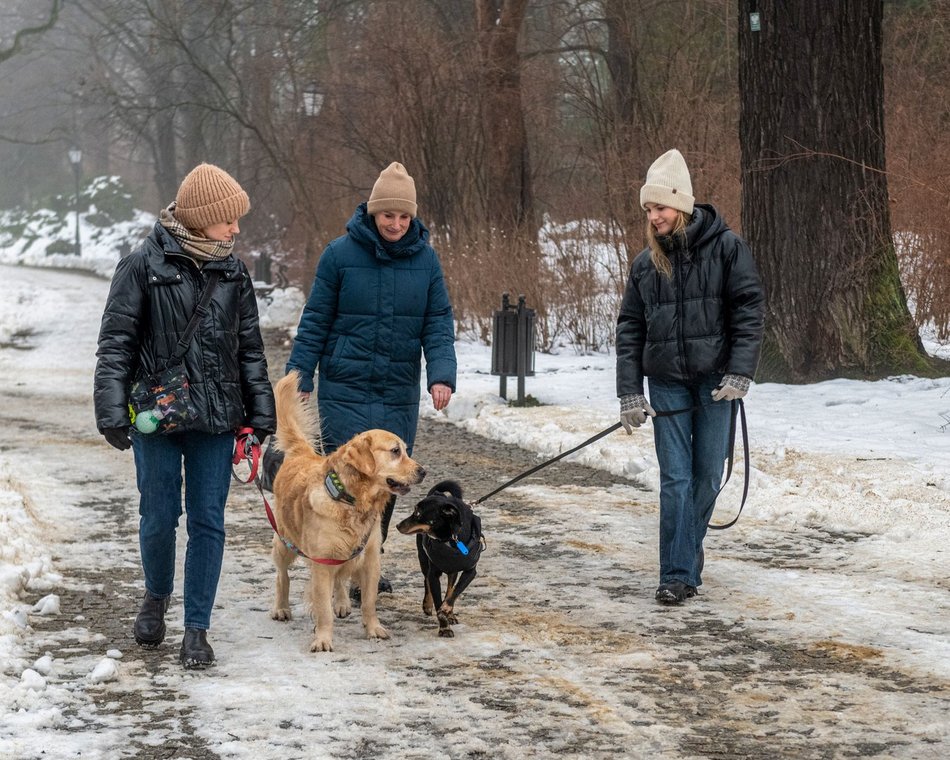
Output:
(274, 370), (323, 458)
(429, 479), (464, 499)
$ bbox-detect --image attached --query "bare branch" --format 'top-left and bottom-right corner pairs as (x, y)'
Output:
(0, 1), (62, 64)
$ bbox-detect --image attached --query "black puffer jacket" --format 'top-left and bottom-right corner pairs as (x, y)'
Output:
(616, 204), (765, 396)
(94, 222), (276, 435)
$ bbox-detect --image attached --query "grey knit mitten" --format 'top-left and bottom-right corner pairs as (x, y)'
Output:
(620, 394), (656, 433)
(711, 374), (751, 402)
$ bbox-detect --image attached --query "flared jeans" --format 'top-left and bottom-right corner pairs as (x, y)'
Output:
(132, 431), (235, 630)
(649, 376), (733, 588)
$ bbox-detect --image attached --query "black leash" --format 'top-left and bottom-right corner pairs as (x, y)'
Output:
(472, 400), (750, 530)
(708, 399), (749, 530)
(472, 421), (624, 506)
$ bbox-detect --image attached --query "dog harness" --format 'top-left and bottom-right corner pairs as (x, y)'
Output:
(424, 514), (484, 574)
(250, 466), (367, 566)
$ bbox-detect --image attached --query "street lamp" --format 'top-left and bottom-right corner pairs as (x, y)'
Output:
(68, 147), (82, 256)
(301, 81), (324, 117)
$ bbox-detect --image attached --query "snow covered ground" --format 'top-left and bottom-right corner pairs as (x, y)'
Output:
(1, 261), (949, 759)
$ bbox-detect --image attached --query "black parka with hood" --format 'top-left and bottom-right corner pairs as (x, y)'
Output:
(616, 204), (765, 397)
(94, 222), (276, 435)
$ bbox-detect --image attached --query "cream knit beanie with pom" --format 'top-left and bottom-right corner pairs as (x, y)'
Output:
(639, 149), (694, 214)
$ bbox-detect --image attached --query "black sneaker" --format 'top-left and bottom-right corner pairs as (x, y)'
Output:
(349, 576), (393, 603)
(655, 581), (698, 605)
(180, 628), (215, 670)
(134, 592), (170, 648)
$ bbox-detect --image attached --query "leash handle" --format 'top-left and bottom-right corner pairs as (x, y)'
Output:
(707, 398), (749, 530)
(231, 427), (261, 484)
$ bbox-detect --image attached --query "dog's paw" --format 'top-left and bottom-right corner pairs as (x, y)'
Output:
(365, 622), (390, 640)
(422, 602), (434, 616)
(437, 610), (457, 637)
(270, 606), (292, 621)
(334, 600), (352, 619)
(309, 636), (334, 652)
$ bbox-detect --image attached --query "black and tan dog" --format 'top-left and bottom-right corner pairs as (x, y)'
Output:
(396, 480), (484, 637)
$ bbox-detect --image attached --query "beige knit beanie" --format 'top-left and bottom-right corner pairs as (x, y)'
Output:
(367, 162), (417, 217)
(639, 149), (694, 214)
(174, 163), (250, 231)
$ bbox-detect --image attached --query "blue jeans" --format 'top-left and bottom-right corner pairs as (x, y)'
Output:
(649, 376), (733, 588)
(132, 431), (235, 630)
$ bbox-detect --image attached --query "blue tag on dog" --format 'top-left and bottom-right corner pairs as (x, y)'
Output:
(455, 539), (469, 556)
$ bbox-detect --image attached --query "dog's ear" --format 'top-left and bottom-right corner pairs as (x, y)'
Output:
(440, 502), (461, 525)
(340, 437), (376, 477)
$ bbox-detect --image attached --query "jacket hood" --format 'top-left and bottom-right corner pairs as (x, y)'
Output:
(686, 203), (728, 249)
(346, 202), (430, 261)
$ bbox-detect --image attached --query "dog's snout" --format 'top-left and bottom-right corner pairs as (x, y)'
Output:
(416, 466), (426, 482)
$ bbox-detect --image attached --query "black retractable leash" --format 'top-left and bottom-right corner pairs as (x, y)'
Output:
(472, 400), (749, 530)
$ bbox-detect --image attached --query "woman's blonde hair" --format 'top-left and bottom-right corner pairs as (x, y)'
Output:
(645, 211), (690, 278)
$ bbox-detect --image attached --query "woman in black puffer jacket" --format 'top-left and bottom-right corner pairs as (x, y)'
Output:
(616, 149), (765, 605)
(94, 163), (275, 669)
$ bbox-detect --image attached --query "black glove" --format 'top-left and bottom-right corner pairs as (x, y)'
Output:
(253, 429), (270, 445)
(102, 427), (132, 451)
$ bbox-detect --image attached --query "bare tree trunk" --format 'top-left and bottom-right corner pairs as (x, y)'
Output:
(738, 0), (928, 381)
(475, 0), (533, 234)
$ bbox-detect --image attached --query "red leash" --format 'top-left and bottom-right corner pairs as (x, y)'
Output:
(258, 477), (357, 566)
(231, 428), (361, 566)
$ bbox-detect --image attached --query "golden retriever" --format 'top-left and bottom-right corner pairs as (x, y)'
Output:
(269, 370), (426, 651)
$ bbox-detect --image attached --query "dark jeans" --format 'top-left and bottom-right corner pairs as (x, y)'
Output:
(132, 431), (235, 630)
(649, 376), (732, 588)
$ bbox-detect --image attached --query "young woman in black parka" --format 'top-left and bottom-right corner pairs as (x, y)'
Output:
(616, 149), (765, 604)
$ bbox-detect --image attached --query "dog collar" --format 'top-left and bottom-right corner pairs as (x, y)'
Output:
(325, 470), (356, 505)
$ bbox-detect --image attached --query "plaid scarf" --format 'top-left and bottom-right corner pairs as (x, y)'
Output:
(159, 203), (234, 262)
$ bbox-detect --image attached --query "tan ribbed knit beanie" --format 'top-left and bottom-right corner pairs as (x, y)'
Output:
(174, 163), (250, 231)
(367, 162), (417, 217)
(639, 149), (694, 214)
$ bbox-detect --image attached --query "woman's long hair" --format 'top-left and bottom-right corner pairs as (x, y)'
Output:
(645, 211), (690, 278)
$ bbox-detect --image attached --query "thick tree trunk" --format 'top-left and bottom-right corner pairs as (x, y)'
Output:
(603, 0), (647, 272)
(738, 0), (928, 381)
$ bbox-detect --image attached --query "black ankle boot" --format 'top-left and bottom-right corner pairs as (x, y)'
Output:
(134, 592), (170, 648)
(349, 575), (393, 603)
(180, 628), (215, 669)
(655, 581), (698, 605)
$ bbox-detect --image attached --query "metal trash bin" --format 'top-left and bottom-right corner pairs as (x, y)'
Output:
(254, 252), (272, 284)
(491, 293), (535, 402)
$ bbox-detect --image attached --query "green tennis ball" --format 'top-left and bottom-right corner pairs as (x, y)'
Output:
(135, 409), (162, 434)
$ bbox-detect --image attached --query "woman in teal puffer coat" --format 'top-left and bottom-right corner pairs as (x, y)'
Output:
(285, 162), (457, 591)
